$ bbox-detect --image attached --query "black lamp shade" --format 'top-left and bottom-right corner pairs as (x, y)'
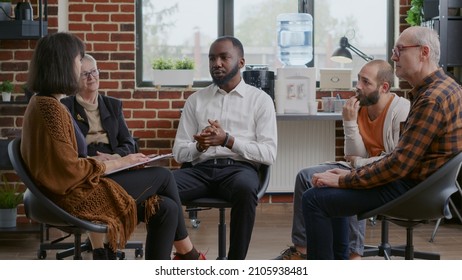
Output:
(331, 47), (353, 63)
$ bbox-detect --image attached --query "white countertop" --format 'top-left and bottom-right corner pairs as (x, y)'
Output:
(276, 112), (342, 121)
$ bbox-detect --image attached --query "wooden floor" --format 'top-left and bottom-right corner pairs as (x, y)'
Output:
(1, 203), (462, 260)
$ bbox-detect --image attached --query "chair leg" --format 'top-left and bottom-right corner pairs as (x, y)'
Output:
(54, 236), (91, 260)
(404, 226), (414, 260)
(188, 208), (200, 228)
(429, 198), (462, 242)
(72, 233), (83, 260)
(405, 226), (440, 260)
(362, 219), (392, 260)
(429, 218), (442, 242)
(217, 208), (227, 260)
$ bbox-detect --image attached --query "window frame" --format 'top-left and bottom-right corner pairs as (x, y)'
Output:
(135, 0), (394, 87)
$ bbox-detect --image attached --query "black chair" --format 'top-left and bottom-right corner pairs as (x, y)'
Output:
(182, 163), (270, 260)
(8, 138), (143, 260)
(429, 185), (462, 242)
(359, 152), (462, 260)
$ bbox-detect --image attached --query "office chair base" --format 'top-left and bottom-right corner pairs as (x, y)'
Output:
(363, 219), (440, 260)
(363, 245), (440, 260)
(38, 227), (144, 260)
(185, 205), (228, 260)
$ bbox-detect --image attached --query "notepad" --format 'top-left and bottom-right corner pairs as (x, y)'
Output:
(105, 153), (173, 175)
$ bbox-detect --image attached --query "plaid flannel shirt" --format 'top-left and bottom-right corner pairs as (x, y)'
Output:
(340, 68), (462, 189)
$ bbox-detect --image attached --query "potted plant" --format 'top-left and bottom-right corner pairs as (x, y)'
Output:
(0, 80), (13, 102)
(0, 174), (23, 228)
(406, 0), (424, 26)
(152, 57), (195, 88)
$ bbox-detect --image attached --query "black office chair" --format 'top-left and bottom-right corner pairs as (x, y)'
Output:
(182, 163), (270, 260)
(429, 181), (462, 242)
(8, 138), (143, 260)
(359, 152), (462, 260)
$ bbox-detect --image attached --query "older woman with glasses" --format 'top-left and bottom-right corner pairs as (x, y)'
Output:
(61, 54), (135, 160)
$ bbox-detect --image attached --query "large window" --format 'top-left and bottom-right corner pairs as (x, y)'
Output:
(312, 0), (393, 81)
(136, 0), (393, 87)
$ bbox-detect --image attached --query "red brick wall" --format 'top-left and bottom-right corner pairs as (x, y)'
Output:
(0, 1), (413, 220)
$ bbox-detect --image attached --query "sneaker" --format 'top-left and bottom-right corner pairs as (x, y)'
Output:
(274, 246), (307, 260)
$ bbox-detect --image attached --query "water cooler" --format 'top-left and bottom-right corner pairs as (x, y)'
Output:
(275, 13), (316, 114)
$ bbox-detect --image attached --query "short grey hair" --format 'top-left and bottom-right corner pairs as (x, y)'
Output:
(408, 26), (440, 65)
(83, 53), (97, 66)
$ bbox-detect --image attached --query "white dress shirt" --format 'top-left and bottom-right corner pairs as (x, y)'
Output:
(173, 79), (277, 166)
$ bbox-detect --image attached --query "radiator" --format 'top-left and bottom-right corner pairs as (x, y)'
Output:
(268, 120), (337, 192)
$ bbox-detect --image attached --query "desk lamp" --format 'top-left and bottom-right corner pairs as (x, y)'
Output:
(331, 36), (373, 63)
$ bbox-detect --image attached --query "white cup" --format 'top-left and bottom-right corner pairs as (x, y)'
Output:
(334, 100), (346, 113)
(322, 97), (335, 112)
(308, 100), (318, 115)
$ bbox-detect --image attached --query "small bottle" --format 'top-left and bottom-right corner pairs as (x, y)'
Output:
(277, 13), (313, 66)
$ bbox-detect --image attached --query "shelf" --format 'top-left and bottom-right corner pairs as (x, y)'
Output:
(0, 100), (28, 105)
(276, 112), (342, 121)
(424, 0), (462, 80)
(0, 20), (47, 40)
(0, 1), (48, 40)
(0, 223), (41, 234)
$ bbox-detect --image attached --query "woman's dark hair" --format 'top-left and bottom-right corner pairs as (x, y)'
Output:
(28, 32), (85, 97)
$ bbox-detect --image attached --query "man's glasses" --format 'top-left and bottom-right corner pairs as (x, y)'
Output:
(391, 45), (421, 58)
(80, 69), (100, 79)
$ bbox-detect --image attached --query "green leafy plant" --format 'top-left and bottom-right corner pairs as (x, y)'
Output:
(152, 57), (194, 70)
(174, 57), (194, 70)
(152, 57), (175, 70)
(0, 175), (23, 209)
(406, 0), (424, 26)
(0, 80), (13, 93)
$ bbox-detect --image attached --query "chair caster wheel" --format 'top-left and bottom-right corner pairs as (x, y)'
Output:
(117, 251), (126, 260)
(135, 248), (143, 258)
(37, 250), (47, 259)
(190, 219), (200, 228)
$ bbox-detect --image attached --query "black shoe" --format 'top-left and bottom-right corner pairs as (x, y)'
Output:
(104, 243), (117, 260)
(92, 248), (108, 260)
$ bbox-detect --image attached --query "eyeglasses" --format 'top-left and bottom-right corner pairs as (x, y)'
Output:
(391, 45), (421, 58)
(80, 69), (100, 79)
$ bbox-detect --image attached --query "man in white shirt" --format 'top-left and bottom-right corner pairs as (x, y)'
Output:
(172, 36), (277, 260)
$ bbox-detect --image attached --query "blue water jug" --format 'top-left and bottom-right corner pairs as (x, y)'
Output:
(277, 13), (313, 66)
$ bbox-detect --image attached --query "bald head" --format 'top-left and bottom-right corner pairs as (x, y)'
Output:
(363, 59), (394, 90)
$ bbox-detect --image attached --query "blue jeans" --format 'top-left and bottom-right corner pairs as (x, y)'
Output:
(302, 179), (412, 260)
(292, 163), (365, 258)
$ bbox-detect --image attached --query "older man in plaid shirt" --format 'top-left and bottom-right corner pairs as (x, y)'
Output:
(302, 26), (462, 260)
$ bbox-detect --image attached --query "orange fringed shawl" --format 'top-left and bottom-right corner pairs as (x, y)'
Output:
(21, 96), (158, 250)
